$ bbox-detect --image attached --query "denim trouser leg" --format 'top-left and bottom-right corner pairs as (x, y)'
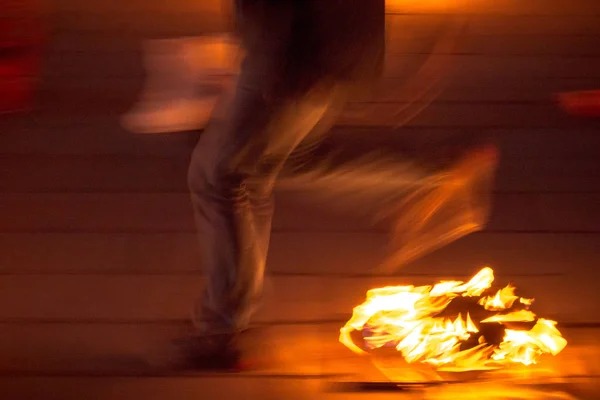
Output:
(188, 65), (340, 334)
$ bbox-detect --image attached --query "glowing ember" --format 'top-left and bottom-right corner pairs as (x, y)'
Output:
(340, 267), (567, 371)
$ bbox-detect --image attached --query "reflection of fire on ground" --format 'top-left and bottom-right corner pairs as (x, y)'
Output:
(416, 381), (583, 400)
(340, 267), (567, 377)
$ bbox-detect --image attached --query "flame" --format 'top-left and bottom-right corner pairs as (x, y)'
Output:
(481, 310), (536, 323)
(340, 267), (567, 371)
(478, 285), (519, 311)
(519, 297), (534, 306)
(491, 319), (568, 366)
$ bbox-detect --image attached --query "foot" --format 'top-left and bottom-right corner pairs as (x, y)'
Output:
(447, 144), (499, 187)
(433, 144), (499, 229)
(120, 35), (239, 134)
(120, 97), (217, 134)
(377, 145), (499, 274)
(173, 333), (247, 372)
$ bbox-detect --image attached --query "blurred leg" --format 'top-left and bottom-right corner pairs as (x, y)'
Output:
(279, 139), (498, 273)
(188, 68), (342, 334)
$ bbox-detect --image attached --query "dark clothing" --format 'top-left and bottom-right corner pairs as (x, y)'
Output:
(234, 0), (384, 98)
(188, 0), (494, 334)
(189, 0), (385, 333)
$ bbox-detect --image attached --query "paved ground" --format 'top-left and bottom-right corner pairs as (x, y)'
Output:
(1, 0), (599, 398)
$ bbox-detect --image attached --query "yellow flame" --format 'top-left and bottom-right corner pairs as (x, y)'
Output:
(519, 297), (534, 306)
(430, 267), (495, 298)
(340, 267), (567, 371)
(492, 319), (568, 365)
(478, 285), (519, 311)
(481, 310), (536, 323)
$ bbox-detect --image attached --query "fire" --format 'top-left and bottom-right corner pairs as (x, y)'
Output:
(340, 267), (567, 371)
(478, 285), (519, 311)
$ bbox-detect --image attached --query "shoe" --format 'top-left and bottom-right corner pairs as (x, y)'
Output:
(120, 96), (218, 134)
(120, 35), (240, 134)
(448, 145), (499, 187)
(377, 145), (499, 274)
(173, 333), (246, 371)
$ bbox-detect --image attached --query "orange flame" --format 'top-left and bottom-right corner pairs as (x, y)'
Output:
(481, 310), (536, 323)
(340, 267), (567, 371)
(492, 319), (567, 366)
(478, 285), (519, 311)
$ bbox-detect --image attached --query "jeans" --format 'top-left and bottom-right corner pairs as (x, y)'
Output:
(188, 68), (495, 335)
(188, 2), (495, 333)
(188, 53), (350, 332)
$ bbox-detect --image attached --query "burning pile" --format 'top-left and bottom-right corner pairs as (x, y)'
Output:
(340, 267), (567, 371)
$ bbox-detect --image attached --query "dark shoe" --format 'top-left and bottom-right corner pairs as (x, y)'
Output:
(174, 333), (244, 371)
